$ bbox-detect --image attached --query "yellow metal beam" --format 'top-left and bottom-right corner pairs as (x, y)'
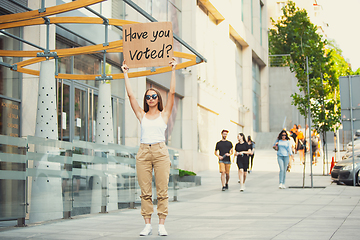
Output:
(0, 0), (105, 24)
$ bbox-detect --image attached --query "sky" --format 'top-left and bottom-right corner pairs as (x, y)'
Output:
(317, 0), (360, 71)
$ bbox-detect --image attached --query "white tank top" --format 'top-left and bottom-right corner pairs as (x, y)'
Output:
(140, 112), (167, 144)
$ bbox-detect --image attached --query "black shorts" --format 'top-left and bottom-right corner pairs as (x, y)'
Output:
(237, 159), (249, 171)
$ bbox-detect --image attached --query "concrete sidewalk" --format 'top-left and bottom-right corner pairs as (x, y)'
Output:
(1, 148), (359, 239)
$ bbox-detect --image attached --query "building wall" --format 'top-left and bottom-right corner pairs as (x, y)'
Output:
(180, 0), (269, 171)
(269, 67), (303, 131)
(6, 0), (269, 174)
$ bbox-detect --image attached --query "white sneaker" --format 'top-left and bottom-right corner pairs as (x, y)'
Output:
(240, 184), (245, 192)
(281, 184), (286, 189)
(279, 184), (283, 189)
(139, 224), (152, 236)
(158, 224), (168, 236)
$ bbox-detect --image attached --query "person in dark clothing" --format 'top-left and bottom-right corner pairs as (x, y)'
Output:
(247, 135), (255, 173)
(215, 129), (233, 191)
(234, 133), (251, 192)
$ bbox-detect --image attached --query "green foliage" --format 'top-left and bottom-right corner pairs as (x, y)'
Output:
(269, 1), (341, 133)
(178, 169), (196, 177)
(352, 68), (360, 75)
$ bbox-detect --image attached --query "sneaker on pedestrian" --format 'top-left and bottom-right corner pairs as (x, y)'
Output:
(240, 184), (245, 192)
(225, 183), (228, 189)
(279, 184), (283, 189)
(158, 224), (168, 236)
(238, 180), (240, 183)
(222, 186), (226, 191)
(281, 184), (286, 189)
(139, 224), (152, 236)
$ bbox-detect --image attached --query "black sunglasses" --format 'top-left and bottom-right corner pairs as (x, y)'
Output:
(145, 94), (158, 100)
(282, 134), (287, 137)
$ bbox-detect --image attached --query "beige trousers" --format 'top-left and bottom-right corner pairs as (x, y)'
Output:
(136, 142), (171, 219)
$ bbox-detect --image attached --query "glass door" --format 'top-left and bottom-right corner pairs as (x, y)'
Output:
(74, 87), (87, 141)
(57, 80), (71, 141)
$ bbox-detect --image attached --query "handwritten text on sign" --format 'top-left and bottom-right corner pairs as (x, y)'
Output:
(122, 22), (173, 68)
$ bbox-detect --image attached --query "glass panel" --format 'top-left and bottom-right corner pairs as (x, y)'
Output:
(73, 55), (100, 89)
(107, 143), (137, 209)
(0, 135), (27, 221)
(112, 98), (124, 145)
(56, 41), (72, 74)
(58, 82), (70, 141)
(169, 0), (181, 51)
(124, 1), (149, 22)
(71, 140), (114, 215)
(74, 88), (87, 141)
(153, 0), (168, 21)
(0, 98), (20, 138)
(26, 136), (73, 224)
(86, 91), (98, 143)
(168, 149), (179, 201)
(252, 61), (261, 132)
(0, 134), (175, 222)
(0, 28), (21, 99)
(93, 94), (98, 142)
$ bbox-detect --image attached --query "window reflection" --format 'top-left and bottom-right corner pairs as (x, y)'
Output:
(58, 82), (70, 141)
(74, 88), (87, 141)
(0, 28), (21, 100)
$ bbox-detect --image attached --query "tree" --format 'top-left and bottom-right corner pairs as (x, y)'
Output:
(353, 68), (360, 75)
(269, 1), (341, 175)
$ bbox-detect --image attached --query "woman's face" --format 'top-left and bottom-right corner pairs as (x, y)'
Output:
(145, 90), (159, 108)
(238, 134), (244, 143)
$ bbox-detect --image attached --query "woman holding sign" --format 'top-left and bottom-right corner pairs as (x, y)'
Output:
(122, 58), (177, 236)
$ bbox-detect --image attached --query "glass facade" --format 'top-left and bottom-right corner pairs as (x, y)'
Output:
(56, 40), (124, 145)
(252, 60), (261, 132)
(0, 0), (188, 224)
(0, 27), (21, 138)
(0, 134), (179, 222)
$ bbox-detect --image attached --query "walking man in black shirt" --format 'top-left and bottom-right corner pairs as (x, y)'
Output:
(215, 129), (233, 191)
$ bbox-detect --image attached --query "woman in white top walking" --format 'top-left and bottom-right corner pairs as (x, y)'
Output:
(122, 58), (177, 236)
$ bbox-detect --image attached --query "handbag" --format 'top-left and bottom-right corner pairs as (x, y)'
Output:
(273, 142), (279, 151)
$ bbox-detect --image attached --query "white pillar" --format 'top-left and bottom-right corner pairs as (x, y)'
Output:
(95, 81), (114, 144)
(93, 80), (117, 212)
(30, 60), (63, 223)
(35, 60), (58, 140)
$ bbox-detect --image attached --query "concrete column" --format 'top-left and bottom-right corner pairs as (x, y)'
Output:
(93, 80), (116, 213)
(95, 81), (114, 144)
(30, 60), (62, 223)
(34, 61), (58, 139)
(242, 46), (253, 135)
(260, 65), (270, 132)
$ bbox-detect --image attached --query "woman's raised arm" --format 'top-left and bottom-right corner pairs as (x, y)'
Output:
(162, 57), (177, 124)
(122, 60), (144, 122)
